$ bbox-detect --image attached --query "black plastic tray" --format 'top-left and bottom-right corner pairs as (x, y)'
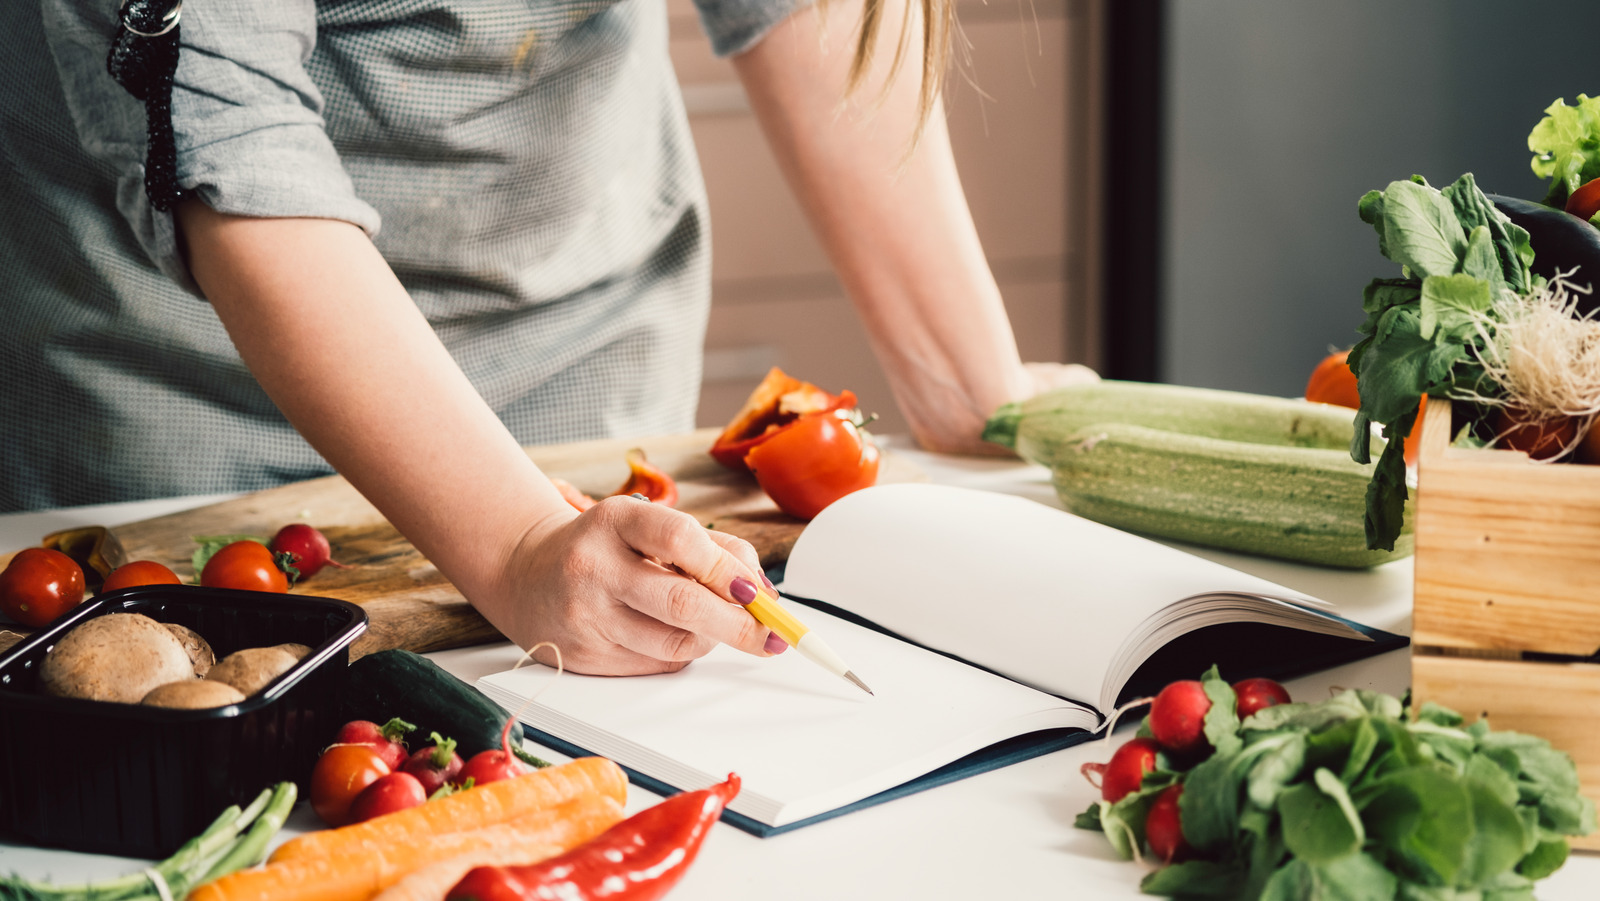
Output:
(0, 585), (367, 857)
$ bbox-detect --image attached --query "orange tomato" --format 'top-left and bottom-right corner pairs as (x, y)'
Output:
(310, 744), (392, 827)
(1304, 350), (1362, 409)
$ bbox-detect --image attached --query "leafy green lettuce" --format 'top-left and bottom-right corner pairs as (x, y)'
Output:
(1348, 174), (1534, 550)
(1528, 94), (1600, 208)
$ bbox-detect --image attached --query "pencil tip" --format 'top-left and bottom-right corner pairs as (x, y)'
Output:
(844, 671), (873, 695)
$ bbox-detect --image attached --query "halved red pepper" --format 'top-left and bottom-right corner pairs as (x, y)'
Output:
(709, 367), (856, 472)
(550, 477), (597, 512)
(611, 448), (679, 507)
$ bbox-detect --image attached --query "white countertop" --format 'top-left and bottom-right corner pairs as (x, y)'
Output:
(1, 442), (1593, 898)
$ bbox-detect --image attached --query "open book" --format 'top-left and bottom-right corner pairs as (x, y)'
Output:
(477, 483), (1404, 835)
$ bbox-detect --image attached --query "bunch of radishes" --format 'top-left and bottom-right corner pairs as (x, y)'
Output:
(1081, 673), (1290, 863)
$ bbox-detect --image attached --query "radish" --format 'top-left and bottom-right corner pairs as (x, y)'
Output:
(1148, 680), (1212, 756)
(1145, 784), (1192, 863)
(336, 717), (415, 771)
(269, 523), (345, 581)
(457, 715), (530, 787)
(1232, 678), (1291, 719)
(400, 731), (464, 795)
(1086, 737), (1161, 803)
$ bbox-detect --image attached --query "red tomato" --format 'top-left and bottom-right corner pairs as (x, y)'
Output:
(0, 548), (87, 628)
(744, 413), (880, 521)
(348, 771), (428, 823)
(101, 560), (183, 593)
(1566, 177), (1600, 222)
(201, 541), (290, 593)
(310, 744), (392, 827)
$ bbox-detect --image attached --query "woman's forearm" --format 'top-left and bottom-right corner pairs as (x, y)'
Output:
(731, 0), (1032, 452)
(174, 202), (569, 601)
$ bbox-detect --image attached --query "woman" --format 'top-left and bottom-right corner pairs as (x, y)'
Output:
(3, 0), (1093, 673)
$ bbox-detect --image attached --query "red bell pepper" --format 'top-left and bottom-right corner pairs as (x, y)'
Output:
(610, 448), (679, 506)
(709, 367), (856, 472)
(446, 774), (742, 901)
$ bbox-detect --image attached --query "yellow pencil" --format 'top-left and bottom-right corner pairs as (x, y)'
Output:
(742, 582), (873, 695)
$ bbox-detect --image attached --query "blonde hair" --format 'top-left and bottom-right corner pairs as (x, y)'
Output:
(844, 0), (954, 144)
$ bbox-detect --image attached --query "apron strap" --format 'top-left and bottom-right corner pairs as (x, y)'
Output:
(106, 0), (187, 212)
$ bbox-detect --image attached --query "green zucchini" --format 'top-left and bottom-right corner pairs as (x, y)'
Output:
(984, 381), (1361, 465)
(340, 649), (551, 768)
(1046, 423), (1412, 568)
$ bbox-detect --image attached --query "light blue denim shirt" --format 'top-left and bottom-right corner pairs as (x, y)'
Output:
(0, 0), (800, 511)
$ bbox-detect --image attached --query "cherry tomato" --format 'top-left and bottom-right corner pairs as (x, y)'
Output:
(0, 548), (87, 628)
(310, 744), (392, 827)
(348, 771), (428, 823)
(101, 560), (183, 593)
(745, 412), (880, 521)
(200, 540), (290, 593)
(1566, 177), (1600, 222)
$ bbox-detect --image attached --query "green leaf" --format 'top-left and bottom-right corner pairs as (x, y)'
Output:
(1279, 769), (1364, 865)
(1363, 278), (1422, 316)
(1416, 702), (1464, 728)
(1100, 776), (1176, 860)
(1181, 750), (1244, 853)
(1363, 410), (1414, 551)
(1528, 94), (1600, 203)
(1459, 777), (1528, 886)
(1247, 731), (1308, 810)
(1200, 666), (1242, 759)
(1262, 853), (1399, 901)
(1418, 274), (1492, 341)
(1381, 179), (1469, 279)
(1365, 767), (1474, 887)
(1074, 798), (1105, 831)
(1139, 860), (1246, 898)
(1515, 838), (1569, 881)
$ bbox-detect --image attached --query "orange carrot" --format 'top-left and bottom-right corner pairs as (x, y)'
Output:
(270, 756), (626, 864)
(189, 792), (624, 901)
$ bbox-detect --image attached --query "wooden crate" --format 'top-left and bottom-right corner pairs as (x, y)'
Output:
(1410, 399), (1600, 851)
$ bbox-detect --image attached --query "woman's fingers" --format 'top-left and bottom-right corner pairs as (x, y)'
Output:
(596, 496), (763, 607)
(612, 551), (773, 658)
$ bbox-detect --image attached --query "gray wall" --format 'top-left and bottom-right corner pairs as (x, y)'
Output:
(1161, 0), (1600, 396)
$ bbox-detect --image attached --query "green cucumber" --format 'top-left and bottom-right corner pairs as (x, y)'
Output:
(1047, 423), (1412, 568)
(340, 649), (551, 768)
(984, 381), (1362, 464)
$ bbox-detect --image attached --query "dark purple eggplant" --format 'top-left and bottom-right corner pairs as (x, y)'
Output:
(1488, 193), (1600, 316)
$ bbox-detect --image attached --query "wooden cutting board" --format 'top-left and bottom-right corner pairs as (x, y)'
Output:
(0, 428), (921, 658)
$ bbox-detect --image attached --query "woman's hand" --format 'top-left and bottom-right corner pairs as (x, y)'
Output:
(473, 496), (785, 676)
(901, 360), (1102, 456)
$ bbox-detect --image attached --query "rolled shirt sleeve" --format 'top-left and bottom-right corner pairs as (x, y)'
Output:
(691, 0), (815, 57)
(41, 0), (380, 294)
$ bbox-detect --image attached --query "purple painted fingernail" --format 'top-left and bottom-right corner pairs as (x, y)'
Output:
(730, 577), (758, 604)
(759, 571), (775, 590)
(764, 632), (788, 654)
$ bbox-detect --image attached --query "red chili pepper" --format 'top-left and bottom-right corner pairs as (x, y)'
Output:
(445, 774), (741, 901)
